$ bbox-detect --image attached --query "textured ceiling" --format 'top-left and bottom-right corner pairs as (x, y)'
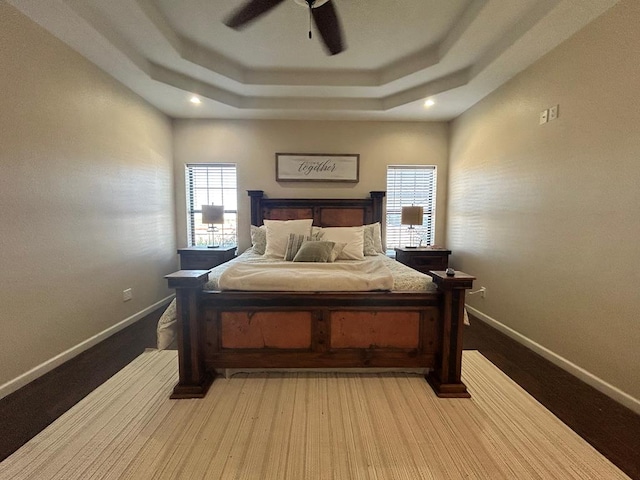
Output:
(9, 0), (619, 121)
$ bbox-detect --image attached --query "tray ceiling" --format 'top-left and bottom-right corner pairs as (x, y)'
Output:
(9, 0), (619, 121)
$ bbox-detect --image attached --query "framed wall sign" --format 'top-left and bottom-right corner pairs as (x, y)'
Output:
(276, 153), (359, 183)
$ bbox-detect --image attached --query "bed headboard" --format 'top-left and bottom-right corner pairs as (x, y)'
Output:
(248, 190), (385, 227)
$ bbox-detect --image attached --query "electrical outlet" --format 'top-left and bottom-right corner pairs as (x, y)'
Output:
(123, 288), (133, 302)
(549, 104), (559, 121)
(480, 286), (487, 299)
(539, 109), (548, 125)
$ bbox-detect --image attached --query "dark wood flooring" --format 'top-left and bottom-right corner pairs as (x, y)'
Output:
(1, 309), (638, 479)
(0, 308), (160, 464)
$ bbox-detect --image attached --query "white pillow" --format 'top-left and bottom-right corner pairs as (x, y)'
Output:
(318, 226), (365, 260)
(264, 219), (313, 258)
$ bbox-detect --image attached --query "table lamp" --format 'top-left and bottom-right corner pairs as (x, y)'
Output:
(202, 205), (224, 248)
(401, 205), (423, 248)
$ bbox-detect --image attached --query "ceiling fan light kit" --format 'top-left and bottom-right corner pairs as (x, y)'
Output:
(224, 0), (345, 56)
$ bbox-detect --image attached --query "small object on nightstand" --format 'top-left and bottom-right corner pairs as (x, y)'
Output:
(446, 267), (456, 277)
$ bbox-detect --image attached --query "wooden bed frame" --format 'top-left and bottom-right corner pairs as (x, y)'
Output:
(165, 191), (475, 399)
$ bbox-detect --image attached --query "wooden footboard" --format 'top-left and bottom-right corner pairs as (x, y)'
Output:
(166, 270), (474, 400)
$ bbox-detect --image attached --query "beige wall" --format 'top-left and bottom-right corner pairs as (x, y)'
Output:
(448, 0), (640, 407)
(172, 119), (450, 251)
(0, 4), (176, 390)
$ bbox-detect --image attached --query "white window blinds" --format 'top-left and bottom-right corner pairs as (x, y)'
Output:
(386, 165), (437, 250)
(185, 163), (238, 247)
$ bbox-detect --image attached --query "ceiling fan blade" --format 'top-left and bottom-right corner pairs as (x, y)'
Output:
(311, 0), (345, 55)
(223, 0), (286, 30)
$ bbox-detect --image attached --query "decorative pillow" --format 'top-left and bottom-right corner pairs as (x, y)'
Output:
(264, 219), (313, 258)
(250, 225), (267, 255)
(329, 242), (347, 262)
(317, 226), (365, 260)
(284, 233), (309, 261)
(292, 241), (336, 263)
(364, 222), (384, 255)
(372, 222), (384, 253)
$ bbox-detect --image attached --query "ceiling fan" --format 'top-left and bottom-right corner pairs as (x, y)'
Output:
(223, 0), (346, 56)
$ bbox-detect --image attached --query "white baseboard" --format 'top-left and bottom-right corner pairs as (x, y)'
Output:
(465, 305), (640, 415)
(0, 295), (174, 400)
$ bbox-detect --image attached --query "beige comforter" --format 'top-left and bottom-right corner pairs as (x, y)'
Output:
(218, 255), (394, 291)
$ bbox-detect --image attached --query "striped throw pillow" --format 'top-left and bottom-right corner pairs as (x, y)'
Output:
(284, 233), (309, 261)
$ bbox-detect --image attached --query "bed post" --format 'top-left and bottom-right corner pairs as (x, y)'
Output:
(427, 270), (475, 398)
(248, 190), (264, 226)
(165, 270), (214, 399)
(369, 191), (385, 223)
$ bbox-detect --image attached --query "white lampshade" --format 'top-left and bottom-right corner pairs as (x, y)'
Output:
(401, 206), (423, 226)
(202, 205), (224, 225)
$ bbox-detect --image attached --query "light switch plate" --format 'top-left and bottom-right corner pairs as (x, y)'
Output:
(549, 104), (559, 121)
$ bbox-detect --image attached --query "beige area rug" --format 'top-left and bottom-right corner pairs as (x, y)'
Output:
(0, 351), (629, 480)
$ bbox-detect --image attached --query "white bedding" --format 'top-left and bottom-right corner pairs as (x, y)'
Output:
(157, 248), (437, 349)
(205, 249), (435, 292)
(218, 255), (394, 291)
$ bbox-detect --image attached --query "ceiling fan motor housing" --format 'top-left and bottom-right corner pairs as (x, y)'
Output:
(226, 0), (344, 55)
(294, 0), (331, 8)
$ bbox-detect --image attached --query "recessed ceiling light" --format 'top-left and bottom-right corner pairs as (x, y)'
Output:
(424, 99), (435, 108)
(190, 96), (201, 105)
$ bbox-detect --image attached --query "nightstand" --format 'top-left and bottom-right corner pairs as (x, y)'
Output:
(177, 246), (236, 270)
(394, 247), (451, 274)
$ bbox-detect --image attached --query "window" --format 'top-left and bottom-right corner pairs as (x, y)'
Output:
(386, 165), (437, 250)
(185, 163), (237, 247)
